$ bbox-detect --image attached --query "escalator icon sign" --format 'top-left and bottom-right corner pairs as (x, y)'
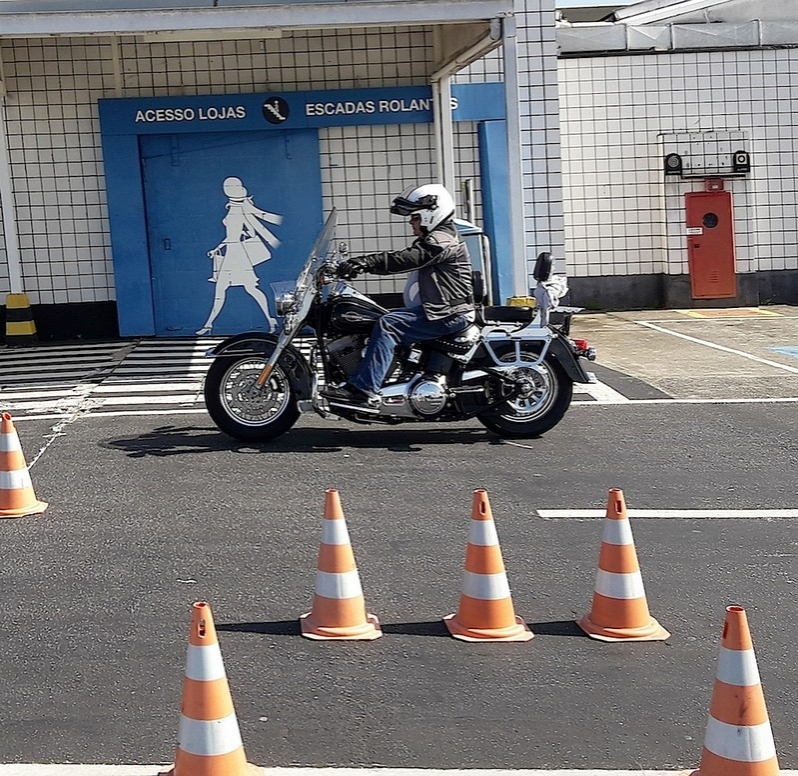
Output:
(262, 96), (290, 124)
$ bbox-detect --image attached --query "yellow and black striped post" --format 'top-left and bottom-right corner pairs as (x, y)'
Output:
(4, 293), (38, 346)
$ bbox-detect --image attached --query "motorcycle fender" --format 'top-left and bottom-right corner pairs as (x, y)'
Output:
(207, 333), (314, 399)
(548, 336), (591, 384)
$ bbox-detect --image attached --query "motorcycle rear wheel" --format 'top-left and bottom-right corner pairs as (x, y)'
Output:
(204, 355), (299, 442)
(477, 348), (573, 439)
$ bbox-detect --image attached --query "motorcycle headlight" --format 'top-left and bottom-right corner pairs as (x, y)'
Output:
(275, 291), (296, 315)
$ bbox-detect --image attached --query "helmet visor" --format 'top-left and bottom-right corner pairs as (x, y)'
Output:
(390, 194), (438, 217)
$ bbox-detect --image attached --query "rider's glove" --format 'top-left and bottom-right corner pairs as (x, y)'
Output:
(336, 258), (368, 280)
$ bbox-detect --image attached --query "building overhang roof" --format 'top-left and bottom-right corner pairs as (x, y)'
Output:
(0, 0), (513, 37)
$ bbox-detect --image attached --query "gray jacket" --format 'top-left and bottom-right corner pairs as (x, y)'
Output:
(357, 222), (474, 321)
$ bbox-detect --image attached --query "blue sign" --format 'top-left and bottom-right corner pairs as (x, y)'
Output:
(98, 84), (505, 135)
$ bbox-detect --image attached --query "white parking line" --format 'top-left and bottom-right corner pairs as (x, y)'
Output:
(537, 509), (798, 519)
(635, 320), (798, 375)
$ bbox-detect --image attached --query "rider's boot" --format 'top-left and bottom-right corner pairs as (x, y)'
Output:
(321, 383), (380, 413)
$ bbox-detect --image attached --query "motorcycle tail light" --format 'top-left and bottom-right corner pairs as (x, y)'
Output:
(572, 338), (597, 361)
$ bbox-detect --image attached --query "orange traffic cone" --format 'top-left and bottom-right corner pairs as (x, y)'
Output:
(300, 489), (381, 640)
(690, 605), (781, 776)
(160, 601), (259, 776)
(444, 489), (533, 642)
(0, 412), (47, 518)
(576, 488), (669, 642)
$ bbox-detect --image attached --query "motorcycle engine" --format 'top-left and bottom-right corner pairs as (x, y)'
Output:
(327, 334), (366, 378)
(409, 375), (448, 416)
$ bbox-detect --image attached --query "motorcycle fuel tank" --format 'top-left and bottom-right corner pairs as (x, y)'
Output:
(327, 295), (388, 334)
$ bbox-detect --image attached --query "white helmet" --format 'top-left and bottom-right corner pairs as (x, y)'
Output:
(390, 183), (456, 231)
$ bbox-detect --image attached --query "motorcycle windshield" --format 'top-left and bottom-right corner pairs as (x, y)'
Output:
(282, 208), (338, 337)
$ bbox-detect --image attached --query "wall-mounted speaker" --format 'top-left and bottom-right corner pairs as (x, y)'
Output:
(664, 152), (683, 176)
(732, 150), (750, 174)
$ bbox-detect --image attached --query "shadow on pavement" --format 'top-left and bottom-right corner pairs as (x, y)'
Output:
(217, 620), (302, 636)
(215, 620), (450, 637)
(215, 619), (586, 638)
(528, 620), (589, 638)
(101, 424), (502, 457)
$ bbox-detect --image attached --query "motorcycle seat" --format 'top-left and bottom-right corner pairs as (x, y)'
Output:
(480, 305), (535, 324)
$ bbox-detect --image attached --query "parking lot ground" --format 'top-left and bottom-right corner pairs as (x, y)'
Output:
(1, 307), (797, 772)
(571, 304), (798, 400)
(1, 401), (796, 770)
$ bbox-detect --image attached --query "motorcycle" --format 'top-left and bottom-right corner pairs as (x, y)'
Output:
(203, 209), (596, 442)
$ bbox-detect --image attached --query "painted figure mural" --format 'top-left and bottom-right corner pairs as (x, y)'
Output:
(196, 176), (283, 335)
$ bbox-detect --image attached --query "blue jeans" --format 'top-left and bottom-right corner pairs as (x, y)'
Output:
(349, 308), (469, 396)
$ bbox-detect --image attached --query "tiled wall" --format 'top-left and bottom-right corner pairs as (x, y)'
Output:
(516, 1), (564, 280)
(559, 48), (798, 279)
(461, 0), (564, 279)
(0, 26), (504, 306)
(0, 38), (114, 303)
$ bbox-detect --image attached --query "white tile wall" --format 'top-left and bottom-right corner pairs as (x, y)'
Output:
(560, 48), (798, 279)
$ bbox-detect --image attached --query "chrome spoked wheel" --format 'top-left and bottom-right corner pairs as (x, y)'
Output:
(219, 358), (291, 426)
(497, 360), (558, 424)
(477, 348), (573, 439)
(204, 356), (299, 442)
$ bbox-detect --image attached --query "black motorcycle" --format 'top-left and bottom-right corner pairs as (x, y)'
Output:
(203, 209), (596, 442)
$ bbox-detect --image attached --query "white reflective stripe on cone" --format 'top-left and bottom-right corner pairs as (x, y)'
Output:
(594, 569), (645, 600)
(461, 571), (511, 600)
(601, 519), (634, 546)
(184, 643), (227, 682)
(315, 569), (363, 599)
(0, 433), (22, 453)
(467, 520), (499, 547)
(716, 645), (761, 687)
(176, 711), (243, 756)
(321, 519), (351, 546)
(0, 469), (32, 490)
(703, 717), (777, 762)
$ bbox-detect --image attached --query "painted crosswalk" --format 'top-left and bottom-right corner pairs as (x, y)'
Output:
(0, 338), (626, 419)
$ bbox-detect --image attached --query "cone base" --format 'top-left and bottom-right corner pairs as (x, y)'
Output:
(576, 613), (670, 642)
(444, 613), (534, 642)
(689, 747), (781, 776)
(0, 500), (48, 518)
(300, 611), (382, 640)
(159, 763), (262, 776)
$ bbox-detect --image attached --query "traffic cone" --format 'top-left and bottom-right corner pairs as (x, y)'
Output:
(576, 488), (669, 642)
(0, 412), (47, 518)
(690, 605), (780, 776)
(300, 489), (381, 640)
(443, 489), (533, 642)
(160, 601), (260, 776)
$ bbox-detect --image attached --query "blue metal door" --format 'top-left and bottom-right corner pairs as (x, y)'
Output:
(140, 130), (323, 336)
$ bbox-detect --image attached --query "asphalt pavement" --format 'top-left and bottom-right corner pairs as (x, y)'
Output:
(1, 306), (797, 773)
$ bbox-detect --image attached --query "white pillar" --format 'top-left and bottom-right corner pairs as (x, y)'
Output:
(502, 14), (529, 295)
(432, 76), (456, 196)
(0, 86), (23, 294)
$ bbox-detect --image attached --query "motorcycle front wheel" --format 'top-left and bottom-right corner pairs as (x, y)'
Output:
(204, 355), (300, 442)
(477, 347), (573, 439)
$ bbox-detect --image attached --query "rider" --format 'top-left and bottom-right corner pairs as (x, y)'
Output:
(321, 183), (474, 412)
